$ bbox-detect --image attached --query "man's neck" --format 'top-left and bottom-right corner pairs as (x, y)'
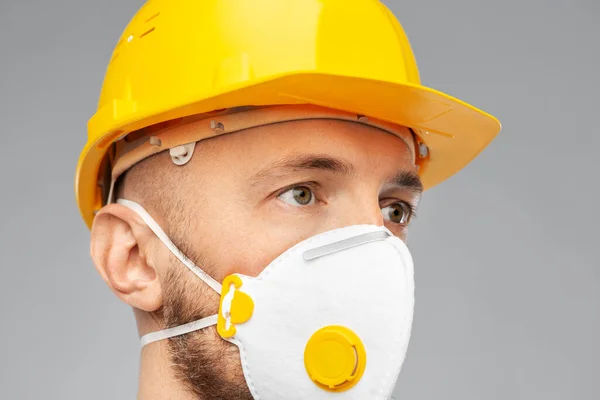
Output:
(138, 342), (197, 400)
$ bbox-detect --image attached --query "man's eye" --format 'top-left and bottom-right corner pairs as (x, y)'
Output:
(381, 202), (413, 225)
(278, 186), (315, 206)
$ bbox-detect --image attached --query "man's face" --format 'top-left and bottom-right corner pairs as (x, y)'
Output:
(178, 119), (420, 278)
(106, 118), (421, 398)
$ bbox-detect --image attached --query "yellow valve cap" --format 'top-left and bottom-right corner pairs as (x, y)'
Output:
(304, 325), (367, 392)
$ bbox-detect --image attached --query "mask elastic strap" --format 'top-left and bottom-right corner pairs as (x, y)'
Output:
(140, 314), (218, 348)
(116, 199), (222, 294)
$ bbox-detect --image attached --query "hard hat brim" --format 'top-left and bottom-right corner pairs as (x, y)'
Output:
(76, 72), (501, 227)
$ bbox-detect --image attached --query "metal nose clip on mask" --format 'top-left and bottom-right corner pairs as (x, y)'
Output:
(119, 198), (415, 400)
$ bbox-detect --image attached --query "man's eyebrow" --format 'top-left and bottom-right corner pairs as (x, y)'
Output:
(249, 153), (423, 194)
(388, 170), (424, 195)
(249, 154), (354, 184)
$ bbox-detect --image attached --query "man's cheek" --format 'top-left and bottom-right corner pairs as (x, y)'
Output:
(219, 235), (300, 278)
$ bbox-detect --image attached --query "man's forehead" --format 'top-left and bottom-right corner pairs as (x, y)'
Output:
(238, 118), (416, 166)
(293, 118), (416, 154)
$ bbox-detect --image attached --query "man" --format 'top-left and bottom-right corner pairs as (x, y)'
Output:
(75, 0), (500, 399)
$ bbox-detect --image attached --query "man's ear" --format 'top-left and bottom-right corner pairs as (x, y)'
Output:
(90, 203), (163, 312)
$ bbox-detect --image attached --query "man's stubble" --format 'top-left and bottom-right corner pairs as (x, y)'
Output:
(160, 250), (254, 400)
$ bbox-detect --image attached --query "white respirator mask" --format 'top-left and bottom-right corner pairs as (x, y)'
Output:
(118, 198), (415, 400)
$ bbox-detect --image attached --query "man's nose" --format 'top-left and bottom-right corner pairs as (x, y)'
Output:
(323, 196), (384, 230)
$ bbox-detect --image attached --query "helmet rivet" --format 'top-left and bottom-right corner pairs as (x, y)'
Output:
(418, 142), (429, 158)
(148, 136), (162, 147)
(210, 120), (225, 132)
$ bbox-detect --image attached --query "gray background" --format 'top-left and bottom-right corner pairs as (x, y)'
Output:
(0, 0), (598, 399)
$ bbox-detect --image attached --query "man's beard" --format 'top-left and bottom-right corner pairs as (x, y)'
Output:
(160, 260), (254, 400)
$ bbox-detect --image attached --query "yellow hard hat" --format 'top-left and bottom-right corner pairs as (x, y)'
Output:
(75, 0), (501, 228)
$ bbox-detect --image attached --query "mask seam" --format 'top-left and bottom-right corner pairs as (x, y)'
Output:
(229, 337), (262, 400)
(372, 238), (413, 398)
(385, 237), (415, 398)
